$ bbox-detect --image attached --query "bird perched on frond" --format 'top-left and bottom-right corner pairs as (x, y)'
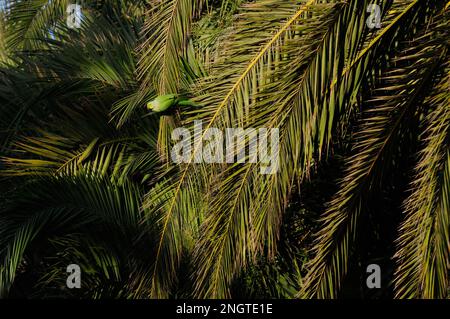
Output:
(146, 94), (196, 113)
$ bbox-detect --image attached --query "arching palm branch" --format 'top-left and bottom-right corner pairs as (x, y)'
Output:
(0, 0), (449, 299)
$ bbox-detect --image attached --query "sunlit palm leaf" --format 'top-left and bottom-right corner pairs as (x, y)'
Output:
(300, 4), (448, 298)
(394, 58), (450, 299)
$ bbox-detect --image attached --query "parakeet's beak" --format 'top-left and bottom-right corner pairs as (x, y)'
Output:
(146, 102), (154, 110)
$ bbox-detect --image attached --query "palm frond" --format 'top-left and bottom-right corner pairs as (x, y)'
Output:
(394, 58), (450, 299)
(4, 0), (69, 50)
(300, 5), (448, 298)
(0, 174), (146, 297)
(146, 0), (343, 298)
(137, 0), (204, 94)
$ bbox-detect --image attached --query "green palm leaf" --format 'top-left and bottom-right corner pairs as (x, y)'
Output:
(300, 4), (449, 298)
(394, 58), (450, 299)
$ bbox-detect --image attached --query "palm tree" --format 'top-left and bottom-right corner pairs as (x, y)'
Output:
(0, 0), (448, 299)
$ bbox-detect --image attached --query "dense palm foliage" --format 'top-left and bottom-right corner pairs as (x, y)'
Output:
(0, 0), (448, 299)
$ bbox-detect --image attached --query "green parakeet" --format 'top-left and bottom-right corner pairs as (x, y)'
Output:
(146, 94), (197, 112)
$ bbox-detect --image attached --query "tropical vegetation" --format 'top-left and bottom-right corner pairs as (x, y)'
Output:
(0, 0), (449, 299)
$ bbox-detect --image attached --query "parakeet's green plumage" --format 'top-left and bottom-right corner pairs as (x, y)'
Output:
(146, 94), (177, 112)
(146, 94), (197, 112)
